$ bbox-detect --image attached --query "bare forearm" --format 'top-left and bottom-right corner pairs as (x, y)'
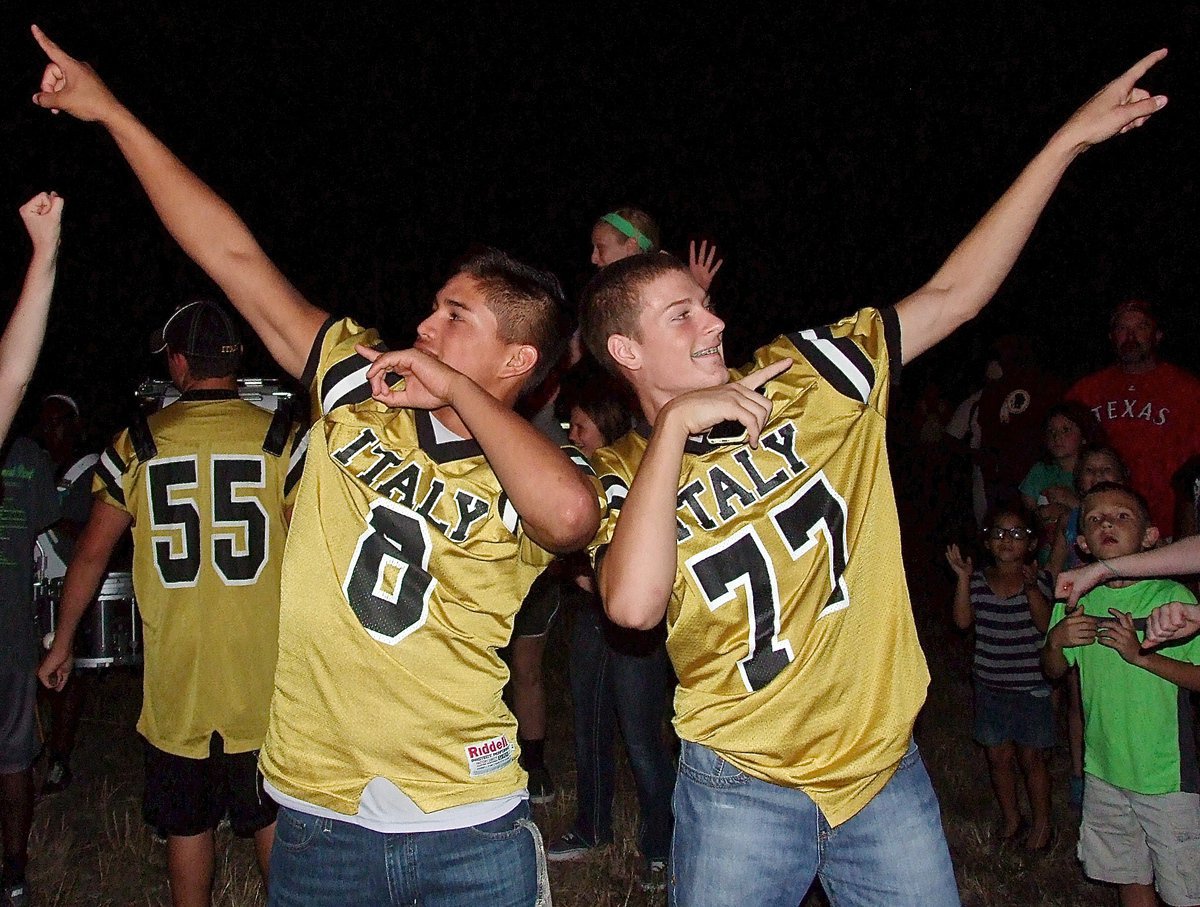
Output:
(1100, 536), (1200, 581)
(1042, 641), (1070, 680)
(101, 105), (325, 377)
(0, 248), (57, 439)
(896, 132), (1079, 362)
(599, 414), (687, 629)
(1133, 653), (1200, 692)
(1027, 584), (1052, 634)
(451, 379), (598, 553)
(951, 576), (973, 630)
(54, 546), (111, 649)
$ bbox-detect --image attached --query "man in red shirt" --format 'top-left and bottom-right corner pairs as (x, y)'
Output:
(1068, 300), (1200, 537)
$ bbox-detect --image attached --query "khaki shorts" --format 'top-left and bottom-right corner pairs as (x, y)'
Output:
(1079, 773), (1200, 906)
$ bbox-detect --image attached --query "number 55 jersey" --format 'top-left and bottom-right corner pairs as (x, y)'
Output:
(260, 318), (589, 815)
(589, 306), (930, 827)
(94, 390), (301, 759)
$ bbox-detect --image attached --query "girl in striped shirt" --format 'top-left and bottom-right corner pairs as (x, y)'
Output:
(947, 503), (1054, 850)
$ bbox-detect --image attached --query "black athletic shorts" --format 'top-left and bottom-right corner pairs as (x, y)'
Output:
(142, 732), (277, 838)
(513, 570), (562, 639)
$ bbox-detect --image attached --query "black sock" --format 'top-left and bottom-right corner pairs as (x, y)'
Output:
(3, 855), (27, 884)
(518, 736), (545, 770)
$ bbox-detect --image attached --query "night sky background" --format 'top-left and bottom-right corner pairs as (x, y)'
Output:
(0, 2), (1196, 439)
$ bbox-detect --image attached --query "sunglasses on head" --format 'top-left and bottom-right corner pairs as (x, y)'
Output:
(983, 527), (1034, 541)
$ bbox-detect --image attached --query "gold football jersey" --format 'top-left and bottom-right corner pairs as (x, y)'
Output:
(260, 318), (588, 814)
(94, 392), (299, 759)
(591, 306), (929, 826)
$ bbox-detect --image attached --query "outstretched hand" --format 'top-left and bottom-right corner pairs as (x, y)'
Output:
(1059, 48), (1168, 150)
(688, 240), (724, 292)
(19, 191), (64, 250)
(944, 543), (973, 580)
(1054, 560), (1108, 610)
(661, 358), (791, 448)
(29, 25), (121, 121)
(355, 343), (465, 411)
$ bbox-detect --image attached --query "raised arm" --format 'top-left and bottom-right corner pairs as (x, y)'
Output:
(0, 192), (62, 445)
(30, 26), (326, 378)
(895, 50), (1168, 363)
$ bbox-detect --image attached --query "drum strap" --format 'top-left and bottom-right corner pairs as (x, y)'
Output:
(262, 397), (293, 458)
(129, 412), (158, 462)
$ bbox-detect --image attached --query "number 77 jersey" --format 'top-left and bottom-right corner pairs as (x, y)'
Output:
(590, 306), (930, 827)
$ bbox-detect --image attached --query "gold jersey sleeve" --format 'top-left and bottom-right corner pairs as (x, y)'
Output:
(261, 317), (593, 814)
(590, 306), (927, 826)
(92, 396), (293, 759)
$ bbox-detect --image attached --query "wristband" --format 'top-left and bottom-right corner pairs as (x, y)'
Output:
(1100, 559), (1122, 579)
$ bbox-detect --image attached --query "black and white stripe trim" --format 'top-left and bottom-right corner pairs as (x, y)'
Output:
(600, 474), (628, 510)
(564, 445), (597, 477)
(497, 492), (519, 535)
(786, 325), (875, 404)
(320, 352), (376, 415)
(284, 429), (310, 496)
(97, 444), (127, 505)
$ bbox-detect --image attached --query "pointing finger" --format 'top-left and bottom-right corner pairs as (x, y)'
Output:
(31, 24), (73, 66)
(738, 357), (791, 390)
(1118, 47), (1167, 89)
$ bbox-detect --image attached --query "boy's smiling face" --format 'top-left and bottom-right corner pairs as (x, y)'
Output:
(1078, 487), (1159, 560)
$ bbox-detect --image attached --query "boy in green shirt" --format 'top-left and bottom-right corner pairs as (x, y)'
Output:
(1044, 481), (1200, 907)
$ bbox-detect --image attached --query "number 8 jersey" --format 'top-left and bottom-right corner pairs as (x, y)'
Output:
(590, 306), (929, 827)
(260, 318), (579, 815)
(94, 390), (301, 759)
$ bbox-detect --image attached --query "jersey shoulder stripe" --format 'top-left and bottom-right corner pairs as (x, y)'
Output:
(96, 443), (128, 506)
(285, 428), (309, 497)
(301, 316), (383, 419)
(786, 325), (875, 403)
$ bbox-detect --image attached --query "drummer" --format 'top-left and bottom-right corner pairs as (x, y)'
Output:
(32, 393), (99, 795)
(38, 301), (301, 906)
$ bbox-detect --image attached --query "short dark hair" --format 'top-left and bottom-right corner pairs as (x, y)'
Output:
(1079, 481), (1152, 525)
(452, 248), (570, 391)
(1073, 446), (1129, 493)
(579, 252), (691, 376)
(555, 361), (633, 446)
(1041, 400), (1104, 464)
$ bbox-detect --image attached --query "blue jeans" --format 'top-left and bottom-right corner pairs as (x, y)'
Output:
(268, 802), (550, 906)
(670, 739), (960, 907)
(569, 595), (675, 863)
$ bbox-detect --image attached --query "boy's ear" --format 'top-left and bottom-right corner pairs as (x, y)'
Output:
(608, 333), (641, 372)
(1076, 534), (1092, 556)
(501, 343), (539, 382)
(1142, 524), (1161, 550)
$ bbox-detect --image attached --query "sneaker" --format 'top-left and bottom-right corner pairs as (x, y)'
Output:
(640, 860), (667, 893)
(527, 766), (556, 805)
(3, 878), (30, 907)
(42, 758), (72, 795)
(546, 829), (593, 862)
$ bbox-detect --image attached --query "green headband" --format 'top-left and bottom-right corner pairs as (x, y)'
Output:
(601, 212), (653, 252)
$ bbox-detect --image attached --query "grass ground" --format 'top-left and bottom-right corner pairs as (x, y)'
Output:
(25, 518), (1133, 905)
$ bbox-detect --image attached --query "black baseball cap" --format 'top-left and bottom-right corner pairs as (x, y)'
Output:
(150, 300), (243, 368)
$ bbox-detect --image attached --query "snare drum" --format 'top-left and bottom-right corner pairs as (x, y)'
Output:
(74, 571), (142, 669)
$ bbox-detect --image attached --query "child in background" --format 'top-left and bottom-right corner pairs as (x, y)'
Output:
(1043, 482), (1200, 907)
(946, 504), (1054, 850)
(1021, 402), (1098, 565)
(1045, 444), (1129, 810)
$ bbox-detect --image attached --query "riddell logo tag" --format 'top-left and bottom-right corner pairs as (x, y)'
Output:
(465, 735), (513, 777)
